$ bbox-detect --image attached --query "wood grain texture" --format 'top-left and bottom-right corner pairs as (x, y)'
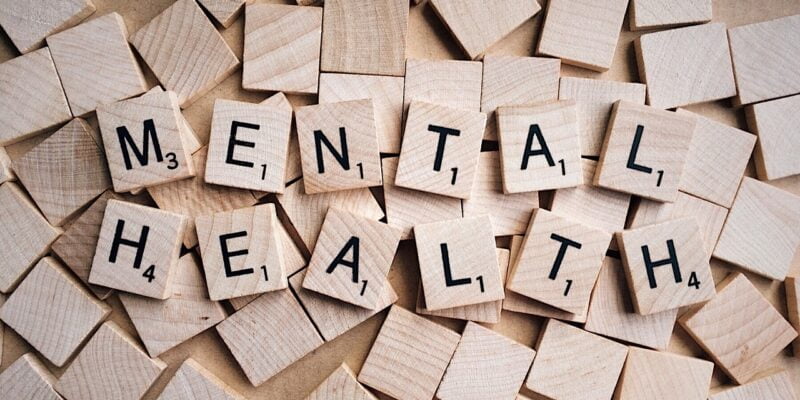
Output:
(257, 92), (303, 186)
(614, 347), (713, 400)
(141, 86), (202, 156)
(0, 353), (61, 400)
(679, 273), (798, 384)
(788, 277), (800, 357)
(0, 294), (4, 365)
(402, 58), (482, 121)
(158, 358), (245, 400)
(305, 364), (376, 400)
(709, 371), (796, 400)
(129, 0), (239, 108)
(630, 0), (712, 31)
(0, 0), (94, 54)
(746, 94), (800, 181)
(197, 0), (248, 28)
(0, 146), (13, 184)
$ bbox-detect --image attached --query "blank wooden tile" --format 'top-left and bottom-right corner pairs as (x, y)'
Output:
(615, 347), (713, 400)
(526, 319), (628, 400)
(746, 94), (800, 181)
(402, 59), (482, 120)
(0, 146), (14, 184)
(630, 0), (712, 31)
(243, 4), (321, 94)
(306, 364), (376, 400)
(788, 277), (800, 357)
(558, 77), (646, 156)
(119, 253), (226, 357)
(415, 216), (504, 310)
(319, 73), (404, 154)
(0, 353), (61, 400)
(159, 358), (245, 400)
(320, 0), (408, 76)
(129, 0), (239, 108)
(205, 99), (292, 193)
(709, 371), (797, 400)
(536, 0), (628, 71)
(595, 101), (696, 202)
(198, 0), (248, 28)
(728, 15), (800, 105)
(584, 257), (678, 350)
(216, 289), (324, 386)
(13, 118), (110, 226)
(0, 47), (72, 146)
(0, 257), (109, 366)
(0, 182), (61, 293)
(296, 99), (382, 194)
(679, 273), (798, 384)
(47, 12), (146, 116)
(429, 0), (541, 60)
(0, 0), (94, 54)
(357, 306), (460, 400)
(90, 200), (186, 299)
(56, 321), (167, 400)
(713, 177), (800, 281)
(508, 209), (611, 314)
(481, 55), (560, 140)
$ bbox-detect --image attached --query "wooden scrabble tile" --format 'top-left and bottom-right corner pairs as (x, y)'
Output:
(198, 0), (248, 28)
(296, 99), (382, 194)
(13, 118), (111, 226)
(0, 353), (61, 400)
(594, 101), (696, 202)
(396, 101), (486, 199)
(635, 23), (736, 109)
(216, 289), (324, 386)
(141, 86), (202, 156)
(382, 156), (461, 240)
(728, 15), (800, 105)
(618, 218), (714, 315)
(357, 306), (460, 400)
(679, 273), (798, 384)
(788, 277), (800, 357)
(47, 12), (146, 116)
(403, 59), (482, 120)
(290, 269), (396, 341)
(320, 0), (408, 76)
(615, 347), (714, 400)
(462, 151), (538, 236)
(119, 253), (226, 357)
(0, 182), (61, 293)
(536, 0), (628, 71)
(584, 257), (678, 350)
(630, 0), (712, 31)
(205, 99), (293, 193)
(0, 48), (72, 145)
(319, 73), (404, 154)
(129, 0), (239, 108)
(96, 90), (195, 193)
(0, 257), (109, 366)
(508, 209), (611, 314)
(558, 77), (647, 156)
(708, 371), (797, 400)
(159, 358), (245, 400)
(481, 55), (560, 141)
(713, 177), (800, 280)
(0, 146), (14, 184)
(525, 319), (628, 399)
(429, 0), (541, 60)
(0, 0), (94, 54)
(746, 94), (800, 180)
(306, 364), (376, 400)
(56, 321), (167, 400)
(89, 200), (186, 299)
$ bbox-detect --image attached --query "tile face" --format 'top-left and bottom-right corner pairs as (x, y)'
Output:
(296, 99), (382, 194)
(630, 0), (711, 31)
(526, 319), (628, 400)
(402, 59), (482, 119)
(357, 306), (460, 400)
(595, 101), (696, 202)
(0, 257), (110, 367)
(708, 371), (797, 400)
(216, 289), (324, 386)
(198, 0), (247, 28)
(320, 0), (408, 76)
(498, 101), (584, 193)
(129, 0), (239, 108)
(141, 86), (202, 156)
(0, 353), (61, 400)
(119, 254), (226, 357)
(47, 12), (146, 116)
(536, 0), (628, 71)
(415, 216), (504, 310)
(89, 200), (186, 299)
(55, 321), (167, 400)
(558, 77), (646, 156)
(0, 0), (94, 53)
(0, 47), (72, 145)
(788, 277), (800, 357)
(395, 101), (486, 199)
(437, 322), (535, 400)
(13, 118), (111, 226)
(243, 4), (321, 94)
(196, 204), (287, 301)
(508, 209), (611, 315)
(728, 15), (800, 105)
(158, 358), (245, 400)
(713, 177), (800, 281)
(0, 182), (61, 293)
(430, 0), (541, 60)
(679, 273), (798, 384)
(615, 347), (713, 400)
(746, 94), (800, 181)
(306, 364), (376, 400)
(205, 99), (292, 193)
(97, 91), (195, 193)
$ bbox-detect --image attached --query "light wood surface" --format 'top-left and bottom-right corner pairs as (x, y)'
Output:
(0, 147), (13, 184)
(0, 0), (95, 54)
(304, 363), (376, 400)
(629, 0), (712, 31)
(402, 58), (483, 121)
(746, 94), (800, 181)
(709, 371), (797, 400)
(615, 347), (714, 400)
(788, 277), (800, 357)
(158, 358), (246, 400)
(0, 353), (61, 400)
(197, 0), (248, 28)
